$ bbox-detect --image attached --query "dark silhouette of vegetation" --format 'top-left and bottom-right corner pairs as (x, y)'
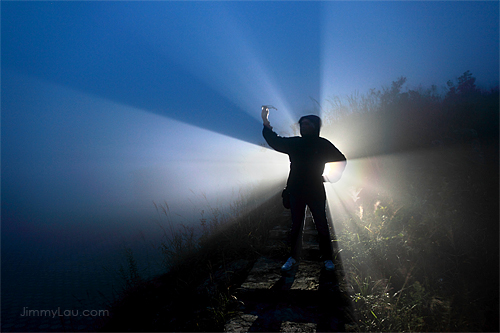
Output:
(97, 191), (288, 332)
(97, 71), (498, 332)
(323, 71), (498, 331)
(323, 71), (498, 160)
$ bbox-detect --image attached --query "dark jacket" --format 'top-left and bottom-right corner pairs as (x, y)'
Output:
(263, 126), (346, 200)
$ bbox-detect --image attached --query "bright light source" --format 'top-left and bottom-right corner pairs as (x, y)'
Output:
(323, 162), (332, 176)
(322, 161), (345, 181)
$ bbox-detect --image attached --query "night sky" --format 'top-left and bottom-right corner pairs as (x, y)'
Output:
(1, 2), (498, 323)
(3, 0), (499, 243)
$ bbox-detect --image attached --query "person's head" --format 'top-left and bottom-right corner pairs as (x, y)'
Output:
(298, 115), (321, 137)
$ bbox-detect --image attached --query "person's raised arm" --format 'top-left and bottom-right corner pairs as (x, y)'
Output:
(261, 106), (292, 154)
(261, 106), (273, 130)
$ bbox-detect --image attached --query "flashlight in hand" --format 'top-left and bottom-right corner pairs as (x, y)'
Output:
(262, 105), (277, 111)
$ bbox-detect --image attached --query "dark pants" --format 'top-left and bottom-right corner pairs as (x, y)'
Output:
(289, 194), (333, 261)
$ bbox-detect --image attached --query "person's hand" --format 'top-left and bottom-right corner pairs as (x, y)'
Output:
(261, 106), (269, 122)
(261, 106), (272, 129)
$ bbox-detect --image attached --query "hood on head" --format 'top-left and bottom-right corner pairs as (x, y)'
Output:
(298, 115), (322, 137)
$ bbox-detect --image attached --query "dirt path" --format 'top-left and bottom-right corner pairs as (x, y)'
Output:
(225, 211), (354, 332)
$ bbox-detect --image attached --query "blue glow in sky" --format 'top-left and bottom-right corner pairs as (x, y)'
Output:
(3, 0), (498, 236)
(321, 1), (499, 103)
(1, 2), (498, 327)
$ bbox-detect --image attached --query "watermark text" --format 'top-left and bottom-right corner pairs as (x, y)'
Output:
(20, 307), (109, 318)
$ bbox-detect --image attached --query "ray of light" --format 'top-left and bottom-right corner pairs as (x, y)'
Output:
(2, 2), (298, 145)
(2, 70), (290, 248)
(130, 2), (299, 135)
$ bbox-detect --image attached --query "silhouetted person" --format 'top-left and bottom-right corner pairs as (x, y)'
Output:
(261, 106), (347, 271)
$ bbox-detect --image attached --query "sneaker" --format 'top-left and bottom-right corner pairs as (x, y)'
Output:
(324, 260), (335, 271)
(281, 257), (297, 271)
